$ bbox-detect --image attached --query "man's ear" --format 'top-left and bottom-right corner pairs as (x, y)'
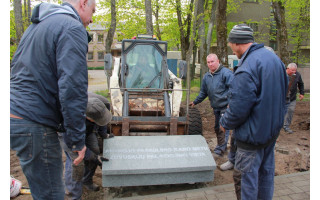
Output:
(80, 0), (88, 9)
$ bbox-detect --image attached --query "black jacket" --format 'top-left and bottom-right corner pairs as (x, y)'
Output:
(288, 71), (304, 102)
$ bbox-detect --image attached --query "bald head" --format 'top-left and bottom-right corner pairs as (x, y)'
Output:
(207, 54), (218, 60)
(207, 54), (220, 73)
(287, 63), (297, 70)
(63, 0), (96, 27)
(286, 63), (297, 76)
(63, 0), (95, 6)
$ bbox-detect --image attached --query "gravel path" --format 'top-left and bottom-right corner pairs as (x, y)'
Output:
(88, 70), (108, 92)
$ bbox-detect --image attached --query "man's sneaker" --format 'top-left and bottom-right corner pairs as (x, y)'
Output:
(83, 183), (100, 191)
(284, 127), (293, 134)
(220, 160), (234, 171)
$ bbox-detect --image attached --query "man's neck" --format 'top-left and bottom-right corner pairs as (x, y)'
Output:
(239, 43), (253, 58)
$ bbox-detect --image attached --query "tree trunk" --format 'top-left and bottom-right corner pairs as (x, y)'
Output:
(153, 0), (161, 40)
(186, 0), (200, 104)
(27, 0), (31, 24)
(145, 0), (153, 35)
(24, 0), (27, 23)
(198, 0), (207, 81)
(105, 0), (116, 54)
(206, 0), (217, 54)
(272, 0), (290, 66)
(216, 0), (228, 66)
(191, 39), (198, 80)
(14, 0), (24, 43)
(175, 0), (193, 60)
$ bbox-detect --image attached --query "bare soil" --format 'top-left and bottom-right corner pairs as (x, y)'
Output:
(10, 100), (310, 199)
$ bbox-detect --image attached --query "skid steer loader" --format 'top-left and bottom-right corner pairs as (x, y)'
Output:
(104, 34), (202, 136)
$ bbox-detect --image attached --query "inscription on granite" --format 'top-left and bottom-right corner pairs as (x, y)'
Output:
(102, 135), (216, 187)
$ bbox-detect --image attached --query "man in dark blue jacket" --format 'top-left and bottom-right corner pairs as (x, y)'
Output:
(10, 0), (96, 199)
(190, 54), (233, 156)
(220, 24), (288, 200)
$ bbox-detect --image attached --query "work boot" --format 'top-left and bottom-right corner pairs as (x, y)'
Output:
(284, 127), (293, 134)
(83, 183), (100, 191)
(220, 160), (234, 171)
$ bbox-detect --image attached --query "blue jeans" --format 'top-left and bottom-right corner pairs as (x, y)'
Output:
(235, 141), (276, 200)
(214, 108), (230, 154)
(10, 118), (65, 200)
(283, 100), (296, 129)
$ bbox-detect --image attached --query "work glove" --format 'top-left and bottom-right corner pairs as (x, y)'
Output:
(94, 155), (109, 168)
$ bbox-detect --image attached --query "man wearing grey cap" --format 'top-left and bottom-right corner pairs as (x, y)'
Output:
(62, 97), (112, 199)
(219, 24), (288, 200)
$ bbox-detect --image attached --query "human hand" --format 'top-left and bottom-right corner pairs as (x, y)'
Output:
(299, 94), (304, 101)
(189, 102), (195, 107)
(73, 145), (87, 165)
(220, 125), (226, 133)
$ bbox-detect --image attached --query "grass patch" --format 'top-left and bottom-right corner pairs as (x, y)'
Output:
(94, 90), (111, 102)
(88, 66), (104, 70)
(181, 77), (203, 102)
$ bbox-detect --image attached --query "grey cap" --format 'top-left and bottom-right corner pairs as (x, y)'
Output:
(228, 24), (254, 44)
(86, 97), (112, 126)
(88, 92), (111, 110)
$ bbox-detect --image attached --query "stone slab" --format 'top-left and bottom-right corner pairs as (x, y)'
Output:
(102, 135), (216, 187)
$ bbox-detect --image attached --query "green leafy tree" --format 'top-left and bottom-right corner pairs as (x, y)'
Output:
(105, 0), (117, 54)
(285, 0), (310, 64)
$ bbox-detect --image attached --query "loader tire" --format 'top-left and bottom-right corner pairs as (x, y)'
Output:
(188, 107), (202, 135)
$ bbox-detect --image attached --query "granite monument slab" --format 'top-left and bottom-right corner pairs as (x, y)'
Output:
(102, 135), (216, 187)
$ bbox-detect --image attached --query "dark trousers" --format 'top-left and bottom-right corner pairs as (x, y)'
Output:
(213, 108), (229, 154)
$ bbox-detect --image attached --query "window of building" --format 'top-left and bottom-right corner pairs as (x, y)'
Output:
(269, 41), (278, 51)
(87, 52), (94, 61)
(89, 33), (94, 43)
(247, 22), (258, 32)
(98, 34), (104, 43)
(98, 51), (104, 61)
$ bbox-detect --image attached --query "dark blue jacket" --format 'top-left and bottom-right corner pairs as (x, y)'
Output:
(193, 64), (233, 110)
(10, 3), (89, 151)
(220, 43), (288, 148)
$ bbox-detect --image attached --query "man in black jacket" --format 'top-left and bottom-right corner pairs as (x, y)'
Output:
(283, 63), (305, 134)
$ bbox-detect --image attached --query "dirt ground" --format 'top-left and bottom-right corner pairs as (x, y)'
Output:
(10, 100), (310, 199)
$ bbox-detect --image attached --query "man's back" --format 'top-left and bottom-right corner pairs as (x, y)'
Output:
(10, 3), (88, 132)
(221, 43), (288, 146)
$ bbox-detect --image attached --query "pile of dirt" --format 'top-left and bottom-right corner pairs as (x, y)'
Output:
(10, 101), (310, 199)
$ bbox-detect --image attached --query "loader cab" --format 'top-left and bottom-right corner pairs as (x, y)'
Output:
(120, 37), (169, 90)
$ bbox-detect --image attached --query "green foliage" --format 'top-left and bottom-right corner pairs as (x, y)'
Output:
(285, 0), (310, 64)
(88, 66), (104, 70)
(181, 76), (202, 102)
(227, 0), (242, 15)
(10, 10), (16, 61)
(94, 90), (111, 102)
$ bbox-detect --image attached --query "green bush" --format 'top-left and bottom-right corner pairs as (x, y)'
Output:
(88, 66), (104, 70)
